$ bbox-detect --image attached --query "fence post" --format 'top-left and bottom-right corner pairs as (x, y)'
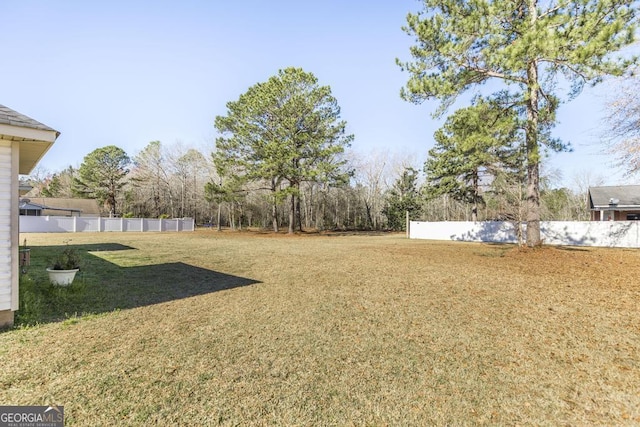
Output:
(406, 211), (410, 238)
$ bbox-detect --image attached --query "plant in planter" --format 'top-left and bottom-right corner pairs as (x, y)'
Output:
(46, 246), (82, 286)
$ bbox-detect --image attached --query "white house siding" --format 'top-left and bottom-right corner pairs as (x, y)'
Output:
(0, 140), (15, 311)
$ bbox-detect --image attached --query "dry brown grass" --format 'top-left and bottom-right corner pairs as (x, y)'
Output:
(1, 230), (639, 425)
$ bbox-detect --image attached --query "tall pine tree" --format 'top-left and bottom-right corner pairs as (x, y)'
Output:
(214, 67), (353, 233)
(74, 146), (130, 217)
(399, 0), (637, 245)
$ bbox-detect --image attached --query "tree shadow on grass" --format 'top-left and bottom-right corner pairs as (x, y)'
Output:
(15, 244), (260, 327)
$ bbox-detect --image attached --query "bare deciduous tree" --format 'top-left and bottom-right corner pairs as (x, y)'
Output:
(603, 75), (640, 174)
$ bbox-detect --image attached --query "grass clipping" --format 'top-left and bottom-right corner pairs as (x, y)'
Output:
(1, 231), (639, 425)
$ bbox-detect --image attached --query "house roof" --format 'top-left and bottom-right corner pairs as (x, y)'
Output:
(26, 197), (101, 215)
(588, 185), (640, 209)
(0, 105), (59, 133)
(0, 104), (60, 174)
(19, 200), (47, 211)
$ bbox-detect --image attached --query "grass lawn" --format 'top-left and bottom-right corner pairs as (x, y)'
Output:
(1, 230), (639, 425)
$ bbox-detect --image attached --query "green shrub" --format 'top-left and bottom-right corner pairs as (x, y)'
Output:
(48, 246), (82, 270)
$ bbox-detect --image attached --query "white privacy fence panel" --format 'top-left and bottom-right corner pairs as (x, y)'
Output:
(102, 218), (123, 232)
(76, 217), (100, 232)
(410, 221), (640, 248)
(20, 216), (195, 233)
(144, 219), (161, 232)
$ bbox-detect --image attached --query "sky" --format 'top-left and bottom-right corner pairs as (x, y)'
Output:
(2, 0), (636, 190)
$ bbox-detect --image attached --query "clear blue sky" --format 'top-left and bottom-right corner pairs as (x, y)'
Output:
(2, 1), (634, 188)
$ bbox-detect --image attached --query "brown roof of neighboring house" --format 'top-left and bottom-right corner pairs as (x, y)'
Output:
(26, 198), (101, 216)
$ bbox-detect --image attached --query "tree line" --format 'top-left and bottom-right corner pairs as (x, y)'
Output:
(24, 0), (639, 241)
(24, 136), (597, 233)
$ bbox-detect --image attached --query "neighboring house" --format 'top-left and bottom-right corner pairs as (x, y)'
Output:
(19, 197), (100, 217)
(588, 185), (640, 221)
(0, 104), (59, 327)
(19, 199), (48, 216)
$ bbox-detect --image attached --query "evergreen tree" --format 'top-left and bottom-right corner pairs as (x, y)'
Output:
(40, 167), (77, 198)
(423, 99), (523, 221)
(214, 67), (353, 233)
(399, 0), (637, 245)
(383, 167), (421, 230)
(204, 176), (246, 231)
(40, 174), (63, 198)
(74, 145), (130, 216)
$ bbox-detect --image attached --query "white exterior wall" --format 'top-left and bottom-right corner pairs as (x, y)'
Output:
(410, 220), (640, 248)
(0, 140), (18, 311)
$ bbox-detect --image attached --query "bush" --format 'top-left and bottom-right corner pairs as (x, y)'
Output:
(48, 246), (82, 270)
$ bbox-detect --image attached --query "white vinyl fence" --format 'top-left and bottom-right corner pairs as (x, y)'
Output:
(409, 220), (640, 248)
(20, 216), (195, 233)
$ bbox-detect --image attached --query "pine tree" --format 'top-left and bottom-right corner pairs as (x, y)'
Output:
(214, 67), (353, 233)
(399, 0), (637, 245)
(383, 167), (421, 230)
(424, 99), (524, 221)
(74, 146), (130, 216)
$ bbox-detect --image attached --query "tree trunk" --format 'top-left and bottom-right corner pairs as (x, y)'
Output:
(306, 185), (313, 229)
(217, 203), (222, 231)
(346, 193), (350, 229)
(288, 193), (295, 234)
(270, 179), (279, 233)
(364, 201), (373, 229)
(229, 203), (236, 230)
(272, 199), (279, 233)
(525, 2), (541, 247)
(472, 170), (479, 222)
(166, 186), (176, 218)
(296, 184), (303, 232)
(108, 192), (116, 217)
(319, 191), (326, 231)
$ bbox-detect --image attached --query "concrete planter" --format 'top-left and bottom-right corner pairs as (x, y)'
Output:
(46, 268), (79, 286)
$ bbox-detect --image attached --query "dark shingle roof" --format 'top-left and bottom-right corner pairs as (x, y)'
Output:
(0, 104), (58, 134)
(588, 185), (640, 209)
